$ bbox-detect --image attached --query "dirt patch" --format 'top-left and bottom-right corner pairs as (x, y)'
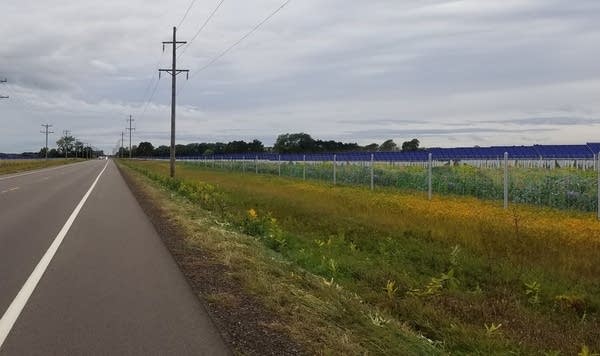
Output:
(119, 165), (306, 356)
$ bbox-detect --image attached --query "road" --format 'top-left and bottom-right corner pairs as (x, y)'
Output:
(0, 160), (229, 355)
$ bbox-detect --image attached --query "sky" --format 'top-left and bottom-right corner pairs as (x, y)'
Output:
(1, 0), (600, 153)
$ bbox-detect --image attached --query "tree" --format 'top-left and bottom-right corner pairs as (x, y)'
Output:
(137, 142), (154, 157)
(74, 141), (84, 158)
(248, 139), (265, 152)
(155, 145), (170, 157)
(380, 139), (398, 152)
(56, 135), (76, 157)
(274, 133), (316, 153)
(401, 139), (420, 152)
(364, 143), (379, 152)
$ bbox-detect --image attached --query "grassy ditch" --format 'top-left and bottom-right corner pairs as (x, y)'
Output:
(120, 160), (600, 355)
(0, 159), (83, 175)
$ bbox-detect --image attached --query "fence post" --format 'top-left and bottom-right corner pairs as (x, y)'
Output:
(303, 154), (306, 180)
(504, 152), (509, 209)
(370, 154), (374, 190)
(255, 155), (259, 174)
(333, 154), (337, 186)
(428, 153), (433, 200)
(278, 154), (281, 176)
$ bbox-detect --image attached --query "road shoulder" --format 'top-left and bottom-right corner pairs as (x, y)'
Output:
(118, 163), (306, 356)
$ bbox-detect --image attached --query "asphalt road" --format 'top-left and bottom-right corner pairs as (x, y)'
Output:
(0, 160), (229, 355)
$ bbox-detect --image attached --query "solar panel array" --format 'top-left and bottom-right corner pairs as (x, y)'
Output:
(184, 143), (600, 162)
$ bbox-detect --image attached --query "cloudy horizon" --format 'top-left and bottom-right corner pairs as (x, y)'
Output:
(1, 0), (600, 153)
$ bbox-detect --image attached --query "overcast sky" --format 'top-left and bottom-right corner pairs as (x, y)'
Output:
(1, 0), (600, 153)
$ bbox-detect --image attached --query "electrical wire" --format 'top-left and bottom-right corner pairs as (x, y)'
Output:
(191, 0), (292, 79)
(177, 0), (199, 29)
(179, 0), (226, 58)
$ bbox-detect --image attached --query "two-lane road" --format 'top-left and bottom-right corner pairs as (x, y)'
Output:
(0, 160), (229, 355)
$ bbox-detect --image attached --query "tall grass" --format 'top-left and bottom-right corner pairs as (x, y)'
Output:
(0, 159), (80, 176)
(123, 160), (600, 355)
(184, 159), (599, 212)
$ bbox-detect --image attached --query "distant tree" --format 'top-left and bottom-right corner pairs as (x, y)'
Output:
(38, 147), (48, 158)
(48, 148), (59, 158)
(274, 133), (316, 153)
(248, 139), (265, 152)
(56, 135), (76, 158)
(225, 140), (249, 153)
(137, 142), (154, 157)
(380, 139), (398, 152)
(401, 139), (420, 152)
(364, 143), (379, 152)
(154, 145), (170, 157)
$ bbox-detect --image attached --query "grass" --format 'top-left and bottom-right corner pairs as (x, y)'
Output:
(189, 159), (599, 212)
(0, 159), (82, 175)
(120, 160), (600, 355)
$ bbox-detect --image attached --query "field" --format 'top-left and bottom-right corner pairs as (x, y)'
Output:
(121, 160), (600, 355)
(0, 159), (82, 176)
(187, 159), (599, 212)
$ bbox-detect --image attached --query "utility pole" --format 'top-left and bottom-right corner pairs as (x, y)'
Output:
(121, 131), (125, 158)
(126, 115), (135, 158)
(62, 130), (71, 158)
(40, 124), (54, 160)
(159, 27), (189, 178)
(0, 79), (8, 100)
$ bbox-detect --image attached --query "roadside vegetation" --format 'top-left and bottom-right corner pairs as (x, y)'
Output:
(120, 159), (600, 355)
(191, 159), (598, 212)
(0, 159), (82, 176)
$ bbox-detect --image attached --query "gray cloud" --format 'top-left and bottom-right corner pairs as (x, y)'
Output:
(2, 0), (600, 153)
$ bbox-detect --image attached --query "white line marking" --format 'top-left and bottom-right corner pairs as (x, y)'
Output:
(0, 187), (20, 194)
(0, 161), (88, 182)
(0, 161), (109, 348)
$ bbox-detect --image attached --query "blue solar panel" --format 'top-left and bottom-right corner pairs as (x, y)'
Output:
(587, 143), (600, 155)
(177, 143), (599, 162)
(534, 145), (593, 159)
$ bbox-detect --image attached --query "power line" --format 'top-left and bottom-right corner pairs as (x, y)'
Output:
(136, 0), (200, 121)
(177, 0), (199, 29)
(188, 0), (292, 80)
(179, 0), (226, 58)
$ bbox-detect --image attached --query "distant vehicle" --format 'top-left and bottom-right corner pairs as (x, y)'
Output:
(98, 156), (108, 160)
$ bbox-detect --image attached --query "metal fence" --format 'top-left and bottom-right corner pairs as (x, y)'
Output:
(143, 152), (600, 218)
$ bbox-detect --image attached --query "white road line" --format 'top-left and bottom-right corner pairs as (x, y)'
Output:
(0, 161), (109, 348)
(0, 161), (88, 182)
(0, 187), (20, 194)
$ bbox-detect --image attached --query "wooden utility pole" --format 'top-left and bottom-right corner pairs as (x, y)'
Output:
(126, 115), (135, 158)
(121, 131), (125, 158)
(159, 27), (189, 178)
(40, 124), (54, 160)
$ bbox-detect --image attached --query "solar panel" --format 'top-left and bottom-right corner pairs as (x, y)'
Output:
(534, 145), (593, 159)
(175, 143), (599, 162)
(587, 143), (600, 155)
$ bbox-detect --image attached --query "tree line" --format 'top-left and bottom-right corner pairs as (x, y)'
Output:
(123, 133), (422, 157)
(36, 133), (104, 158)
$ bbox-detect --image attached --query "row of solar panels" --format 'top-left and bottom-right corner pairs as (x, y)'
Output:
(179, 143), (600, 162)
